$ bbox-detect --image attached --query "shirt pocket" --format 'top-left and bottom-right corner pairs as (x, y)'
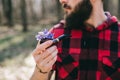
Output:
(101, 56), (120, 80)
(56, 51), (79, 79)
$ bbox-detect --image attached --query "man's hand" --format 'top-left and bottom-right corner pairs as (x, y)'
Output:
(32, 40), (58, 73)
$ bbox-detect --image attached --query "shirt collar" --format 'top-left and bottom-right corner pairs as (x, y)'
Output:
(60, 12), (118, 32)
(86, 12), (118, 32)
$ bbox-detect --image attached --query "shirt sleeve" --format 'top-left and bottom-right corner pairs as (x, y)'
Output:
(49, 22), (64, 70)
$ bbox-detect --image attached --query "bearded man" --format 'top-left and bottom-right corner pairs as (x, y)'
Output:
(31, 0), (120, 80)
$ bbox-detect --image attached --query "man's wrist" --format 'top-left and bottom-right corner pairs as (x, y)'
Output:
(30, 66), (50, 80)
(36, 65), (49, 74)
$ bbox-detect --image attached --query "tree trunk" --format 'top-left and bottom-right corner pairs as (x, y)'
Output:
(103, 0), (108, 11)
(29, 0), (37, 23)
(20, 0), (28, 32)
(2, 0), (13, 27)
(0, 6), (1, 24)
(118, 0), (120, 19)
(0, 0), (2, 24)
(56, 0), (62, 22)
(41, 0), (46, 19)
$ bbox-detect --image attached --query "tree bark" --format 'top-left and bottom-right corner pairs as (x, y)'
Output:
(56, 0), (62, 22)
(29, 0), (37, 23)
(20, 0), (28, 32)
(118, 0), (120, 18)
(103, 0), (110, 11)
(2, 0), (13, 27)
(41, 0), (46, 19)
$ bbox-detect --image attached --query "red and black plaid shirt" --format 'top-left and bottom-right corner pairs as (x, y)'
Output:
(50, 13), (120, 80)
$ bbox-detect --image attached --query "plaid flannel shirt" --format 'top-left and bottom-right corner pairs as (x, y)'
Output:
(50, 13), (120, 80)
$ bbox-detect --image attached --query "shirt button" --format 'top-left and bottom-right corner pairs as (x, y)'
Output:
(84, 41), (86, 47)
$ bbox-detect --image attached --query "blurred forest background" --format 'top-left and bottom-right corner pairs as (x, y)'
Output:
(0, 0), (120, 80)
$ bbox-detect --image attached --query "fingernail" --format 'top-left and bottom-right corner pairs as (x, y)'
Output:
(45, 40), (52, 46)
(48, 40), (53, 44)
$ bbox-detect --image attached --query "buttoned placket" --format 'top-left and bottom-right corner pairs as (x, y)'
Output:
(79, 32), (90, 80)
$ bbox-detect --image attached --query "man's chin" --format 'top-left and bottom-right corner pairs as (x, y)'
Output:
(64, 9), (72, 15)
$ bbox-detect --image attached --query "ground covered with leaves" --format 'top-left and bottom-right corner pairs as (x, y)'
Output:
(0, 24), (53, 80)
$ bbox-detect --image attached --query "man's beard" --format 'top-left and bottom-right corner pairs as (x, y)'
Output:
(64, 0), (93, 30)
